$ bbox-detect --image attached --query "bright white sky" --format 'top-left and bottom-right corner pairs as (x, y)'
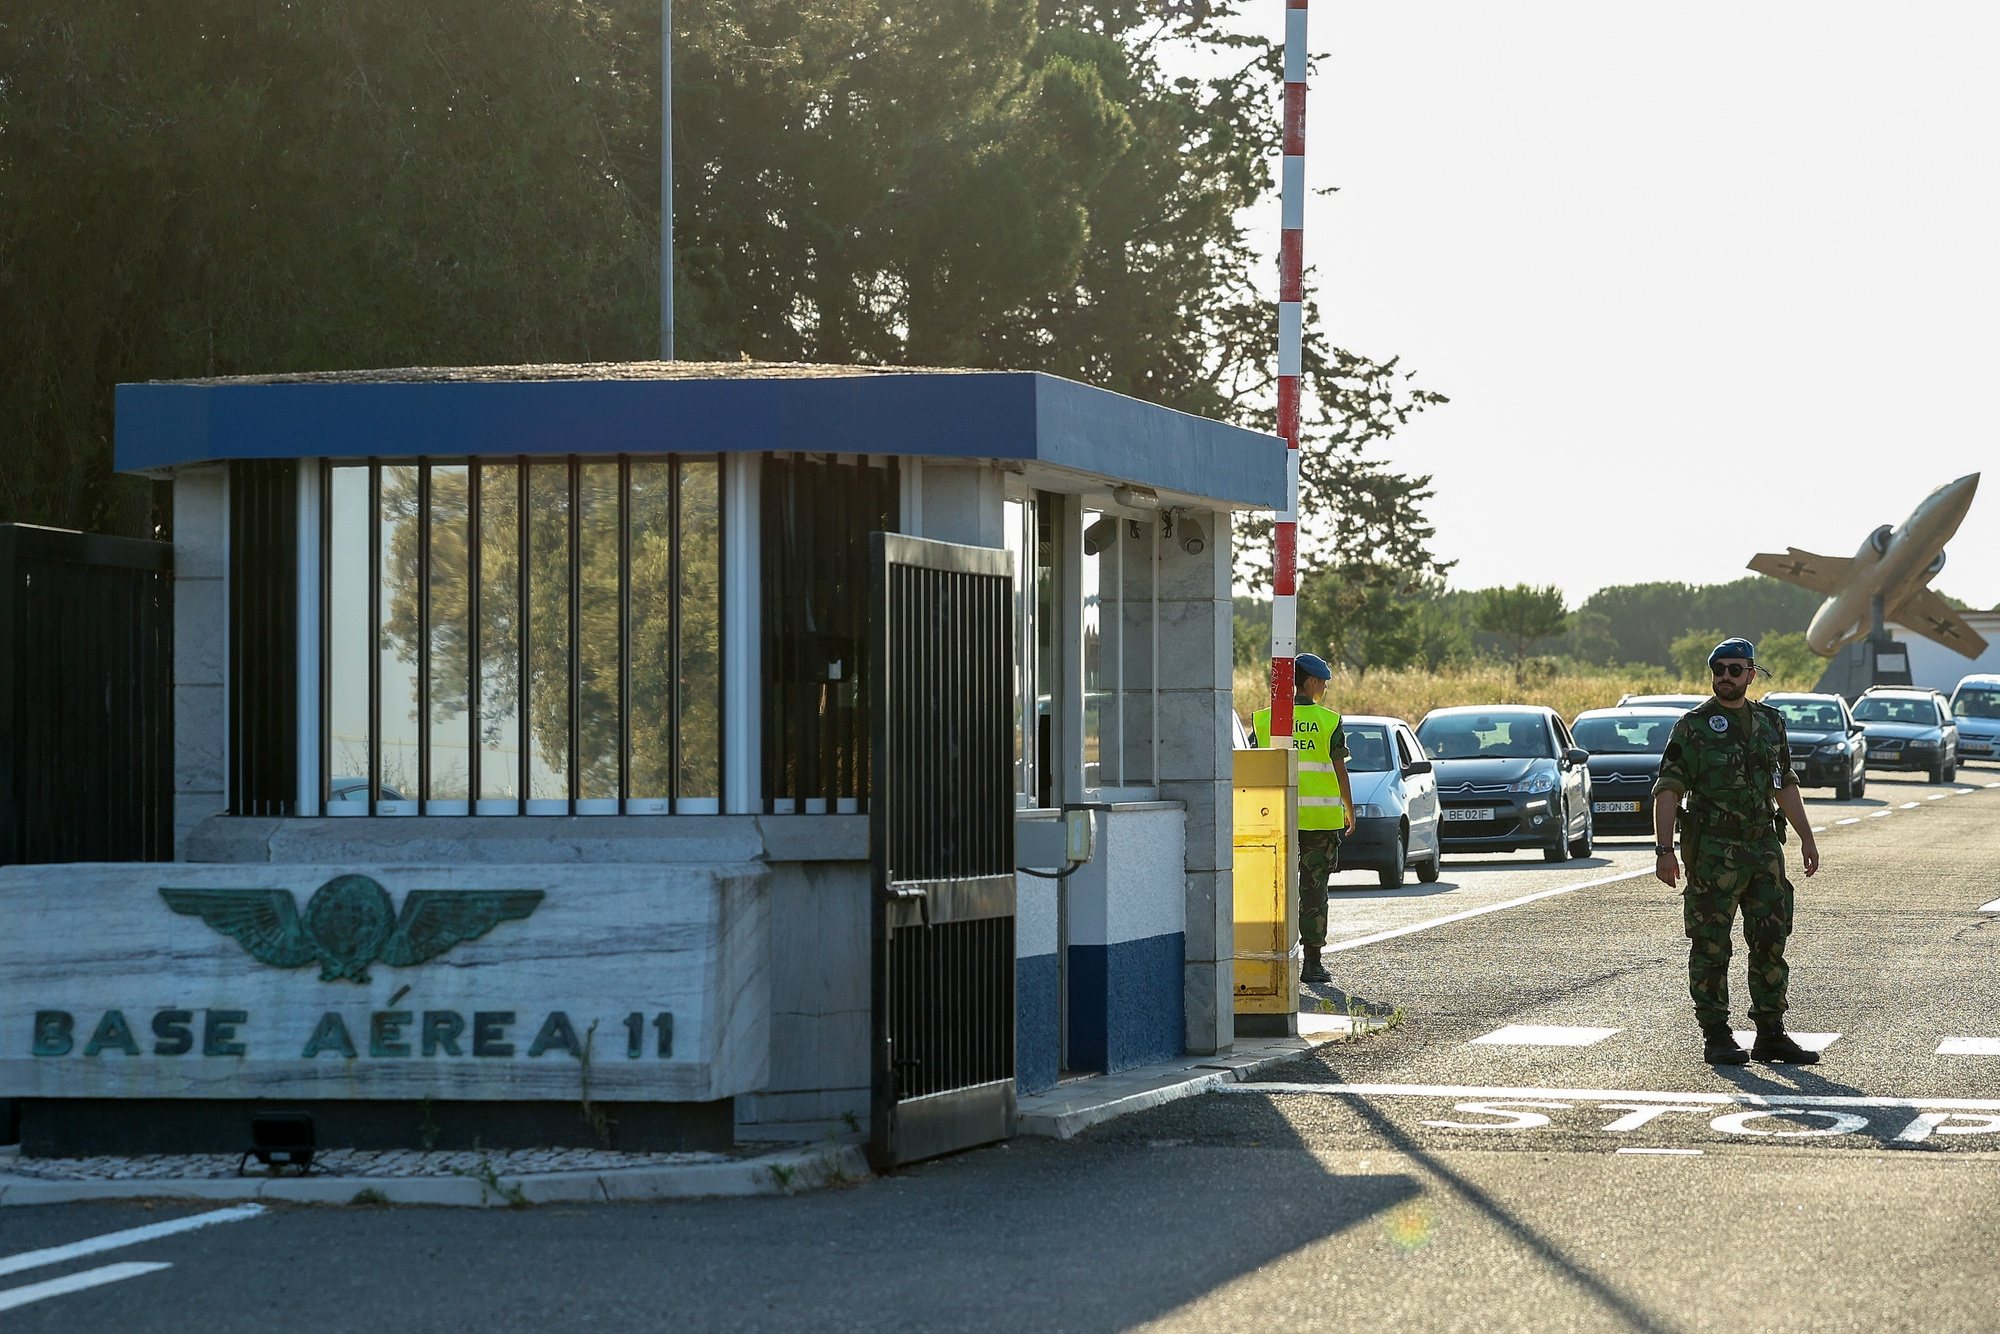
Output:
(1273, 1), (1999, 608)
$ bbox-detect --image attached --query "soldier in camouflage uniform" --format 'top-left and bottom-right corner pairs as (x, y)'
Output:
(1651, 637), (1823, 1065)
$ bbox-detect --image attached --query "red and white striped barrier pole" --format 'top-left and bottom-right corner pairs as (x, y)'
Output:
(1269, 0), (1307, 747)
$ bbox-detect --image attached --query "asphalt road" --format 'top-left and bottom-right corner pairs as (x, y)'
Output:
(2, 765), (1996, 1331)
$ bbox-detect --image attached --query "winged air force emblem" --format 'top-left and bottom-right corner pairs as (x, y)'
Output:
(160, 875), (544, 983)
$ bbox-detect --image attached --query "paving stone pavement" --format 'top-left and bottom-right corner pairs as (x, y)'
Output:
(0, 1144), (729, 1182)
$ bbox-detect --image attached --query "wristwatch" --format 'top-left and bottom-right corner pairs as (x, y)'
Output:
(1654, 844), (1675, 857)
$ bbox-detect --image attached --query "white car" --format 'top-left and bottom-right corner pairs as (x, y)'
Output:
(1338, 715), (1442, 888)
(1950, 674), (2000, 762)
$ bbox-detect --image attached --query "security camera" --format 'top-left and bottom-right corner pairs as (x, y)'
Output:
(1084, 515), (1119, 555)
(1176, 512), (1207, 556)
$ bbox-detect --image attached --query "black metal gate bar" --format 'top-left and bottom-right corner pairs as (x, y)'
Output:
(869, 532), (1016, 1170)
(0, 525), (174, 865)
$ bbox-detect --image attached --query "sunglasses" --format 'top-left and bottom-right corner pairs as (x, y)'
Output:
(1711, 663), (1752, 679)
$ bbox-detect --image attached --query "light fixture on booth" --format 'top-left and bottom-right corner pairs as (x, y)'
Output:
(1083, 515), (1119, 555)
(1111, 484), (1160, 510)
(1165, 509), (1207, 556)
(242, 1110), (316, 1176)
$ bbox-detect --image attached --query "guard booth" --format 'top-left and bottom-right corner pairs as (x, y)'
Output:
(0, 363), (1284, 1159)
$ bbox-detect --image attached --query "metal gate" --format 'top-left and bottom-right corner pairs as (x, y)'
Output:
(0, 524), (174, 865)
(868, 532), (1016, 1170)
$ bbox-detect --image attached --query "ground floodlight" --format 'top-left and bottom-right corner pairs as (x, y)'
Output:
(1177, 513), (1207, 556)
(244, 1110), (316, 1176)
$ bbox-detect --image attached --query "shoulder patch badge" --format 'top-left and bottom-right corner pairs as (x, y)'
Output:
(1708, 715), (1729, 733)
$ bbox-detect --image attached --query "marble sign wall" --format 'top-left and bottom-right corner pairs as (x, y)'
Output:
(0, 862), (770, 1103)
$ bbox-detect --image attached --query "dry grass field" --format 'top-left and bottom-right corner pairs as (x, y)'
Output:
(1231, 661), (1826, 727)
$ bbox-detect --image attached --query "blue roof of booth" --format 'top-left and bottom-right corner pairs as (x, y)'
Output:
(116, 362), (1285, 509)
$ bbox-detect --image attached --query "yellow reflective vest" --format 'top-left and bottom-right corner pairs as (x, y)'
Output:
(1252, 700), (1348, 831)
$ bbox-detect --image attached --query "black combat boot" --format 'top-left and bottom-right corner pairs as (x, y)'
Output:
(1301, 948), (1330, 984)
(1702, 1025), (1749, 1065)
(1751, 1025), (1820, 1064)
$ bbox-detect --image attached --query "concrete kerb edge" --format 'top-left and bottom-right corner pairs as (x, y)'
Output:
(0, 1142), (872, 1208)
(1016, 1029), (1350, 1140)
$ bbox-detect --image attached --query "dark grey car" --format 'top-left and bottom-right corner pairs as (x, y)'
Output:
(1570, 707), (1681, 834)
(1414, 706), (1593, 862)
(1765, 692), (1868, 799)
(1854, 687), (1960, 783)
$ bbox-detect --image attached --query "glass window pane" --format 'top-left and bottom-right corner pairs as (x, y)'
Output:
(1005, 499), (1031, 804)
(378, 464), (421, 803)
(1120, 519), (1157, 788)
(427, 465), (471, 802)
(678, 459), (721, 800)
(477, 464), (521, 803)
(326, 465), (371, 802)
(1082, 508), (1104, 791)
(575, 462), (622, 801)
(627, 461), (674, 798)
(527, 463), (570, 801)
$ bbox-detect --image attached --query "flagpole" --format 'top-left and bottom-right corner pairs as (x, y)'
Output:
(1270, 0), (1307, 744)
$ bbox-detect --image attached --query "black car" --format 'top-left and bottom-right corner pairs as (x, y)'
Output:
(1853, 687), (1960, 783)
(1764, 692), (1867, 799)
(1570, 707), (1682, 834)
(1413, 706), (1593, 862)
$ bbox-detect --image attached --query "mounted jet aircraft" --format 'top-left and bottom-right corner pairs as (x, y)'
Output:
(1748, 472), (1986, 658)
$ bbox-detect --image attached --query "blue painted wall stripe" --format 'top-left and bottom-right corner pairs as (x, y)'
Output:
(1066, 932), (1186, 1075)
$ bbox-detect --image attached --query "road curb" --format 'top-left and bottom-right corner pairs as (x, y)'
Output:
(0, 1141), (871, 1209)
(1017, 1021), (1375, 1140)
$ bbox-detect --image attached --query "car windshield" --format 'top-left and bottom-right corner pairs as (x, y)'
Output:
(1953, 688), (2000, 721)
(1344, 724), (1394, 773)
(1572, 717), (1672, 754)
(1416, 714), (1551, 760)
(1773, 700), (1846, 730)
(1853, 696), (1936, 724)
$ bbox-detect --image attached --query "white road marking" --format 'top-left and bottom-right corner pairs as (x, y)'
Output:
(1616, 1148), (1702, 1156)
(1597, 1103), (1716, 1133)
(1980, 899), (2000, 913)
(1730, 1031), (1841, 1053)
(1325, 867), (1654, 954)
(1422, 1101), (1571, 1130)
(1927, 794), (1948, 801)
(1810, 825), (1826, 833)
(1711, 1109), (1870, 1138)
(1470, 1025), (1622, 1047)
(0, 1262), (172, 1315)
(1868, 810), (1892, 818)
(1225, 1082), (2000, 1111)
(1936, 1038), (2000, 1056)
(1895, 1113), (2000, 1143)
(1899, 801), (1921, 809)
(0, 1203), (265, 1280)
(1835, 817), (1861, 825)
(1986, 782), (2000, 789)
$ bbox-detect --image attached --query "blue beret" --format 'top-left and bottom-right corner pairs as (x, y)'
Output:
(1708, 637), (1756, 665)
(1295, 653), (1332, 681)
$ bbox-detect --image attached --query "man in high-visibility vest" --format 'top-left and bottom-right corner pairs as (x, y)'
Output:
(1252, 652), (1352, 984)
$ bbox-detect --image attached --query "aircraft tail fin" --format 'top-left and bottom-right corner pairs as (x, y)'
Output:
(1747, 548), (1851, 596)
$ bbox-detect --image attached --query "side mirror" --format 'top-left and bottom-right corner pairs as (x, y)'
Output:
(1562, 747), (1589, 766)
(1402, 759), (1433, 777)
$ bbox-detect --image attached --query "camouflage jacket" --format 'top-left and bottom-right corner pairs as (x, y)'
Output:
(1651, 697), (1795, 832)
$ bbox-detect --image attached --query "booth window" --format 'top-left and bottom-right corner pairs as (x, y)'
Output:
(320, 457), (721, 814)
(760, 455), (899, 813)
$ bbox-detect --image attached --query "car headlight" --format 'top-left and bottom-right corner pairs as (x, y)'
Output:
(1817, 744), (1847, 756)
(1352, 803), (1386, 820)
(1508, 772), (1557, 793)
(1906, 739), (1938, 750)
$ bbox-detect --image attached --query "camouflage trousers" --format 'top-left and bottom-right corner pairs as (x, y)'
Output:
(1298, 829), (1343, 950)
(1683, 836), (1793, 1029)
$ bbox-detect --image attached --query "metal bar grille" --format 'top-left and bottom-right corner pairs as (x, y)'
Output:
(0, 525), (174, 864)
(228, 461), (299, 816)
(868, 532), (1017, 1170)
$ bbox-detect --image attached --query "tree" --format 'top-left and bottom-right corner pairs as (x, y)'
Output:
(4, 0), (1445, 557)
(1474, 585), (1570, 668)
(1669, 629), (1726, 680)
